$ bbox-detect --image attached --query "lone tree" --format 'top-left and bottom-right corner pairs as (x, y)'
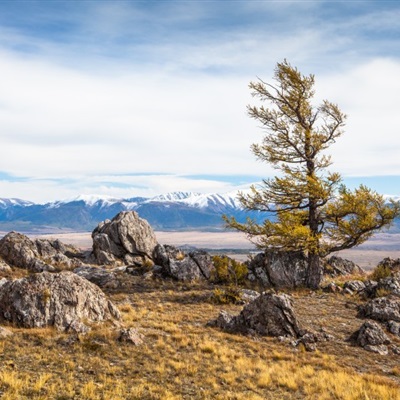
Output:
(225, 60), (400, 289)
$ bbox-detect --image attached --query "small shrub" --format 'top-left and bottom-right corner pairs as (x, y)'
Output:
(211, 286), (243, 304)
(375, 288), (392, 298)
(370, 264), (391, 281)
(211, 255), (248, 285)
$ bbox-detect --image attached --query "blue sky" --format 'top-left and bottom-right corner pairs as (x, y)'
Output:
(0, 0), (400, 202)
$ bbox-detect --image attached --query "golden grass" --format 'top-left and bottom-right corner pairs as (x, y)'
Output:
(0, 279), (399, 399)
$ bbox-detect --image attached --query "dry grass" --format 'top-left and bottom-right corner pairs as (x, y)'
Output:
(0, 276), (400, 399)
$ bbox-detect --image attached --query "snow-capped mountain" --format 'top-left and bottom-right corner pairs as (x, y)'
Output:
(0, 191), (262, 232)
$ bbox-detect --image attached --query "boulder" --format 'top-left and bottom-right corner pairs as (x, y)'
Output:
(74, 266), (120, 289)
(247, 251), (309, 288)
(91, 212), (158, 265)
(0, 271), (120, 332)
(153, 244), (214, 281)
(208, 292), (304, 338)
(0, 232), (81, 272)
(358, 297), (400, 322)
(351, 321), (390, 355)
(323, 256), (365, 277)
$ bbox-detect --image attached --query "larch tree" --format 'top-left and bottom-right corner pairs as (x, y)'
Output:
(224, 60), (400, 289)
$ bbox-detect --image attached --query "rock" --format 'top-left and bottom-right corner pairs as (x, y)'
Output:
(207, 310), (236, 330)
(91, 212), (158, 265)
(0, 271), (120, 332)
(376, 258), (400, 273)
(373, 274), (400, 297)
(360, 280), (379, 298)
(0, 326), (13, 338)
(0, 258), (11, 272)
(247, 251), (309, 288)
(208, 292), (303, 338)
(153, 244), (214, 281)
(351, 321), (390, 355)
(343, 280), (366, 294)
(323, 256), (365, 277)
(0, 232), (82, 272)
(240, 289), (260, 303)
(388, 320), (400, 335)
(358, 297), (400, 322)
(295, 331), (333, 352)
(74, 266), (120, 289)
(321, 282), (343, 293)
(118, 328), (144, 345)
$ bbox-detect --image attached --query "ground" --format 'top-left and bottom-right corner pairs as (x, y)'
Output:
(0, 267), (400, 400)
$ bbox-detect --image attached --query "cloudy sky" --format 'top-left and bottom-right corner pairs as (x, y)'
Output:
(0, 0), (399, 203)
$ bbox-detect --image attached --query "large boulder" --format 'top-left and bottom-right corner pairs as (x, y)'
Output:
(0, 232), (81, 272)
(323, 256), (365, 277)
(91, 211), (158, 265)
(247, 251), (309, 288)
(208, 292), (304, 338)
(0, 271), (120, 332)
(153, 244), (214, 281)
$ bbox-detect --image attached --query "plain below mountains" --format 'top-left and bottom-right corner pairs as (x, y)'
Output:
(0, 192), (266, 233)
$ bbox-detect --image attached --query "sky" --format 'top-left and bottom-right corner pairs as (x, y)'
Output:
(0, 0), (400, 203)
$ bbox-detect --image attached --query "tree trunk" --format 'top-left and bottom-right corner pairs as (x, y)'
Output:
(306, 252), (322, 289)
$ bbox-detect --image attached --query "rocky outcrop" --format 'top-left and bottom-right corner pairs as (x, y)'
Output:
(0, 271), (120, 332)
(358, 297), (400, 322)
(153, 244), (214, 281)
(0, 232), (82, 272)
(323, 256), (365, 277)
(351, 321), (391, 355)
(91, 211), (158, 265)
(247, 251), (309, 288)
(208, 292), (303, 338)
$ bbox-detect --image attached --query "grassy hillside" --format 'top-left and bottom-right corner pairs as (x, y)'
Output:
(0, 269), (400, 399)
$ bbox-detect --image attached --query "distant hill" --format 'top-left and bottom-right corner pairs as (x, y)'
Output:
(0, 192), (266, 233)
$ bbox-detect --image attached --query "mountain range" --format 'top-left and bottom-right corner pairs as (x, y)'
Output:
(0, 191), (265, 233)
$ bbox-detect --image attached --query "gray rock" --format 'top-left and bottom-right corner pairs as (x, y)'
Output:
(358, 297), (400, 322)
(373, 274), (400, 297)
(323, 256), (365, 277)
(247, 251), (309, 288)
(91, 211), (158, 265)
(153, 244), (214, 281)
(343, 280), (366, 294)
(0, 232), (81, 272)
(321, 282), (343, 293)
(208, 292), (303, 338)
(352, 321), (390, 355)
(0, 271), (120, 332)
(118, 328), (144, 345)
(74, 266), (120, 289)
(388, 320), (400, 335)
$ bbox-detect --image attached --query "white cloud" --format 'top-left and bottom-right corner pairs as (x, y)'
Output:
(0, 1), (399, 201)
